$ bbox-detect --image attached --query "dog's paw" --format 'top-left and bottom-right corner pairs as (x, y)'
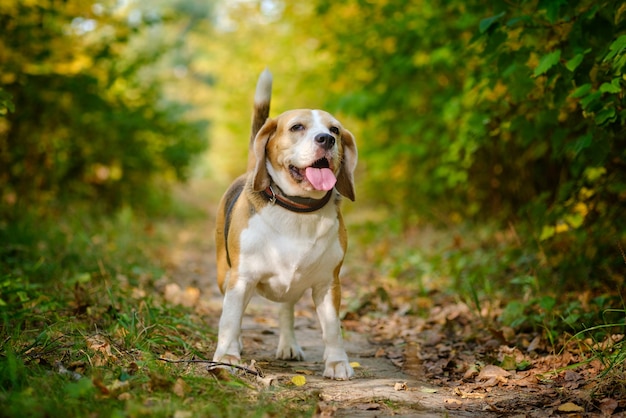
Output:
(323, 359), (354, 380)
(210, 353), (243, 375)
(213, 353), (241, 365)
(276, 343), (305, 361)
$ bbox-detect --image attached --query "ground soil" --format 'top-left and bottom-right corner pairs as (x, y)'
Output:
(158, 181), (624, 417)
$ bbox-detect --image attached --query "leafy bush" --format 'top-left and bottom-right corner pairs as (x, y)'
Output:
(471, 0), (625, 288)
(313, 0), (625, 287)
(0, 1), (209, 218)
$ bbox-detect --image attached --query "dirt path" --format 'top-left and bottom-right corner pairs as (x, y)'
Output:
(162, 220), (463, 417)
(158, 181), (617, 417)
(159, 181), (463, 416)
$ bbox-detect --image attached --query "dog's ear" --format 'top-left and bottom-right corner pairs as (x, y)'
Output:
(335, 128), (358, 201)
(251, 118), (277, 192)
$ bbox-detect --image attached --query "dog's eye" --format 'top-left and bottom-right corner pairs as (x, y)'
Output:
(329, 126), (340, 135)
(290, 124), (304, 132)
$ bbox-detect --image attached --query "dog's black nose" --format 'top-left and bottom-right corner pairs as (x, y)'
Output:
(314, 133), (335, 150)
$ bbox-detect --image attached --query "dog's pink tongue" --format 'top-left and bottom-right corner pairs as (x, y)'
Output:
(305, 167), (337, 191)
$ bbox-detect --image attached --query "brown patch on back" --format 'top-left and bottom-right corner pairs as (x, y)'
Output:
(216, 175), (247, 294)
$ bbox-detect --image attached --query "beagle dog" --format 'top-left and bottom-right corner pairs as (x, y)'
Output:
(212, 69), (357, 380)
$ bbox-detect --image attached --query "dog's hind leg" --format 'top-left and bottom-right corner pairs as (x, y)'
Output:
(276, 301), (305, 361)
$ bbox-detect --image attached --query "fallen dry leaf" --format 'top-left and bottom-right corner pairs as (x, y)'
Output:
(127, 362), (139, 375)
(444, 398), (463, 410)
(477, 365), (511, 382)
(256, 375), (275, 387)
(557, 402), (584, 412)
(163, 283), (200, 307)
(394, 382), (408, 391)
(172, 377), (190, 398)
(86, 335), (113, 356)
(478, 365), (511, 379)
(454, 387), (486, 399)
(374, 347), (386, 358)
(526, 335), (542, 352)
(315, 401), (337, 417)
(291, 375), (306, 386)
(117, 392), (132, 401)
(599, 398), (618, 416)
(101, 379), (129, 398)
(463, 364), (479, 379)
(92, 377), (109, 395)
(86, 338), (118, 366)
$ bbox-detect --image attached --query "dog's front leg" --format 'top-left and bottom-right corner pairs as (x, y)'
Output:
(276, 301), (305, 360)
(213, 279), (253, 364)
(312, 284), (354, 380)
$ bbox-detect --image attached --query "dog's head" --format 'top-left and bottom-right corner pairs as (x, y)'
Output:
(252, 109), (357, 201)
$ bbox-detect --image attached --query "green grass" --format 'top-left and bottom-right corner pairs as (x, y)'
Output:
(0, 208), (317, 417)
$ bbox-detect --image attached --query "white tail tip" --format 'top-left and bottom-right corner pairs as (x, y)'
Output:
(254, 68), (273, 104)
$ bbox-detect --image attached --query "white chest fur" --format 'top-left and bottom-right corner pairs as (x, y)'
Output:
(237, 203), (343, 302)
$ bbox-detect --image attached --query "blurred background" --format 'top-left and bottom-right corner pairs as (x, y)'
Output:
(1, 0), (625, 297)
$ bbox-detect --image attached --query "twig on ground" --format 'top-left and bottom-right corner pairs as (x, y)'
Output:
(157, 357), (263, 376)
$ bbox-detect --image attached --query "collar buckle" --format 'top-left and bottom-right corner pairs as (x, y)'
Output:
(268, 186), (277, 205)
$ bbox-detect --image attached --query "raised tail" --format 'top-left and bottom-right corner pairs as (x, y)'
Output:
(250, 69), (272, 145)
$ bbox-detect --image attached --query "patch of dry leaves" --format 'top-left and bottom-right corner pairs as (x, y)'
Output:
(343, 285), (625, 416)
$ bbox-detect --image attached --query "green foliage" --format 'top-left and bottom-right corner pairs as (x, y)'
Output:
(0, 0), (209, 218)
(473, 0), (626, 287)
(313, 0), (626, 288)
(0, 88), (14, 114)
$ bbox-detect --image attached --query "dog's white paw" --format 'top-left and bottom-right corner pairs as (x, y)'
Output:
(213, 353), (241, 365)
(323, 359), (354, 380)
(276, 343), (305, 361)
(211, 353), (244, 375)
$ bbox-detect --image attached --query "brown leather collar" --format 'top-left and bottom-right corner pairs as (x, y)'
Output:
(262, 184), (333, 213)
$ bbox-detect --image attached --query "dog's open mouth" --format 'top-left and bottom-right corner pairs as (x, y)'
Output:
(289, 158), (337, 191)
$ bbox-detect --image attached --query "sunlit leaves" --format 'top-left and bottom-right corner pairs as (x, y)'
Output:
(604, 34), (626, 71)
(538, 0), (568, 23)
(479, 12), (505, 34)
(0, 89), (14, 113)
(0, 0), (209, 213)
(570, 83), (592, 98)
(308, 0), (625, 286)
(533, 50), (561, 77)
(599, 80), (621, 94)
(565, 50), (589, 72)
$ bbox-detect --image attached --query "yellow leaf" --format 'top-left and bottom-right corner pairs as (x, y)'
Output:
(558, 402), (584, 412)
(539, 225), (555, 241)
(291, 375), (306, 386)
(349, 362), (361, 368)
